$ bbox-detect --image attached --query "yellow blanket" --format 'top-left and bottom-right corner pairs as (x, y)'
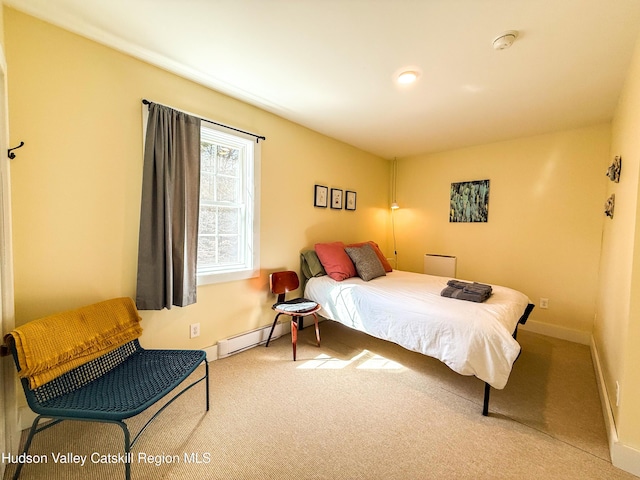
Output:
(4, 297), (143, 389)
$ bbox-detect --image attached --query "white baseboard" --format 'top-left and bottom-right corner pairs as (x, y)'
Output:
(203, 344), (218, 362)
(520, 319), (591, 345)
(591, 336), (640, 477)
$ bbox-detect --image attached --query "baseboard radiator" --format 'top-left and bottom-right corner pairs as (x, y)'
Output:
(217, 323), (288, 358)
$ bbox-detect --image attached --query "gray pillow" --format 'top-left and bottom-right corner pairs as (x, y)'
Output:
(344, 244), (386, 281)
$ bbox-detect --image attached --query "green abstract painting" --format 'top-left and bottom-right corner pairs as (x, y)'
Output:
(450, 179), (490, 223)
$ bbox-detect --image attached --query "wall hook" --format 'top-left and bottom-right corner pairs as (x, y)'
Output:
(8, 141), (24, 159)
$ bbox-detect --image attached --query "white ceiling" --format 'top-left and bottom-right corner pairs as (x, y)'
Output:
(6, 0), (640, 158)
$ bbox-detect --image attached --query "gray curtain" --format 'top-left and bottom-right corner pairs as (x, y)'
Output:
(136, 103), (201, 310)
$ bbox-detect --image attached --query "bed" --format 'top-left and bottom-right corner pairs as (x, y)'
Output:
(301, 245), (534, 415)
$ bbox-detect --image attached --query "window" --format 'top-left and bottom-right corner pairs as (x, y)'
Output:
(197, 124), (260, 285)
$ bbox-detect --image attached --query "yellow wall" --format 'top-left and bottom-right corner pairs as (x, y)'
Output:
(395, 124), (610, 335)
(6, 3), (640, 461)
(596, 29), (640, 450)
(0, 4), (4, 45)
(4, 8), (389, 349)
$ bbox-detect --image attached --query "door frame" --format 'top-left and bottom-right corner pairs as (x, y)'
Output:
(0, 39), (19, 476)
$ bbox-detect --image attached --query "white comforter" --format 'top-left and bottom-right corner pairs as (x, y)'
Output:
(304, 270), (531, 389)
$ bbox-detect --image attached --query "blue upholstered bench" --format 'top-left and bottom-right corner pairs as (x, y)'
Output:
(4, 299), (209, 480)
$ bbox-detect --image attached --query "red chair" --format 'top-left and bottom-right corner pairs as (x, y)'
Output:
(265, 271), (321, 360)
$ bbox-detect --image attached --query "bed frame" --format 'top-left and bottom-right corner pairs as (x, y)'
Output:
(300, 250), (535, 416)
(483, 302), (534, 415)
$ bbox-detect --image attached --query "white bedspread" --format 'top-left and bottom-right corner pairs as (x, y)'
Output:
(304, 270), (531, 389)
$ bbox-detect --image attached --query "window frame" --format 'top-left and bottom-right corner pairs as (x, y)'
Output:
(196, 123), (261, 286)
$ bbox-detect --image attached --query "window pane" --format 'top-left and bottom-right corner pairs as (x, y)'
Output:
(218, 236), (239, 263)
(216, 175), (237, 202)
(218, 207), (239, 234)
(201, 143), (216, 171)
(197, 236), (217, 266)
(217, 146), (239, 175)
(200, 173), (215, 203)
(199, 206), (217, 234)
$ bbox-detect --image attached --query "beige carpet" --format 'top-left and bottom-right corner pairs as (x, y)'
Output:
(4, 321), (637, 480)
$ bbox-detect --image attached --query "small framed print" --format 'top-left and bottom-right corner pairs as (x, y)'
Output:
(314, 185), (328, 208)
(331, 188), (343, 209)
(345, 190), (357, 211)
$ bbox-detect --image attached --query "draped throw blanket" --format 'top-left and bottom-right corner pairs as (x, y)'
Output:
(136, 103), (202, 310)
(4, 297), (142, 389)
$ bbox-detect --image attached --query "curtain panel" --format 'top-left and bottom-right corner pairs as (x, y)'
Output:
(136, 103), (201, 310)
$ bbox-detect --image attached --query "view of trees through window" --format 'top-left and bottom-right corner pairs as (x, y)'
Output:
(198, 140), (243, 269)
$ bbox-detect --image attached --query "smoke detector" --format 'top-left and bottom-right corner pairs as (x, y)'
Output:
(492, 30), (518, 50)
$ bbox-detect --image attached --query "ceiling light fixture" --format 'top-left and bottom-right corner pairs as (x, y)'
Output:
(397, 70), (419, 84)
(492, 30), (519, 50)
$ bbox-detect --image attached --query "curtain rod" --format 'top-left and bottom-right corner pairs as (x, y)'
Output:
(142, 99), (266, 143)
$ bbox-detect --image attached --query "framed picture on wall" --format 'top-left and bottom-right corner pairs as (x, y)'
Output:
(331, 188), (343, 209)
(449, 179), (490, 222)
(345, 191), (357, 211)
(314, 185), (328, 208)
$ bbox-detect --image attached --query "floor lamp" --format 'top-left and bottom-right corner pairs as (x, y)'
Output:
(391, 159), (399, 268)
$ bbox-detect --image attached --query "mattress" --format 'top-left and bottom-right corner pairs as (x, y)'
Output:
(304, 270), (531, 389)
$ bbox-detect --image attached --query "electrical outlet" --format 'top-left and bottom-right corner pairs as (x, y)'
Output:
(540, 298), (549, 309)
(190, 323), (200, 339)
(616, 381), (621, 407)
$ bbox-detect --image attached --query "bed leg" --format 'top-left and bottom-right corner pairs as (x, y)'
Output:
(483, 382), (491, 416)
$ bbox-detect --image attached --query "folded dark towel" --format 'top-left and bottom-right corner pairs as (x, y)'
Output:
(447, 280), (469, 289)
(463, 282), (492, 295)
(446, 280), (492, 296)
(441, 284), (492, 303)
